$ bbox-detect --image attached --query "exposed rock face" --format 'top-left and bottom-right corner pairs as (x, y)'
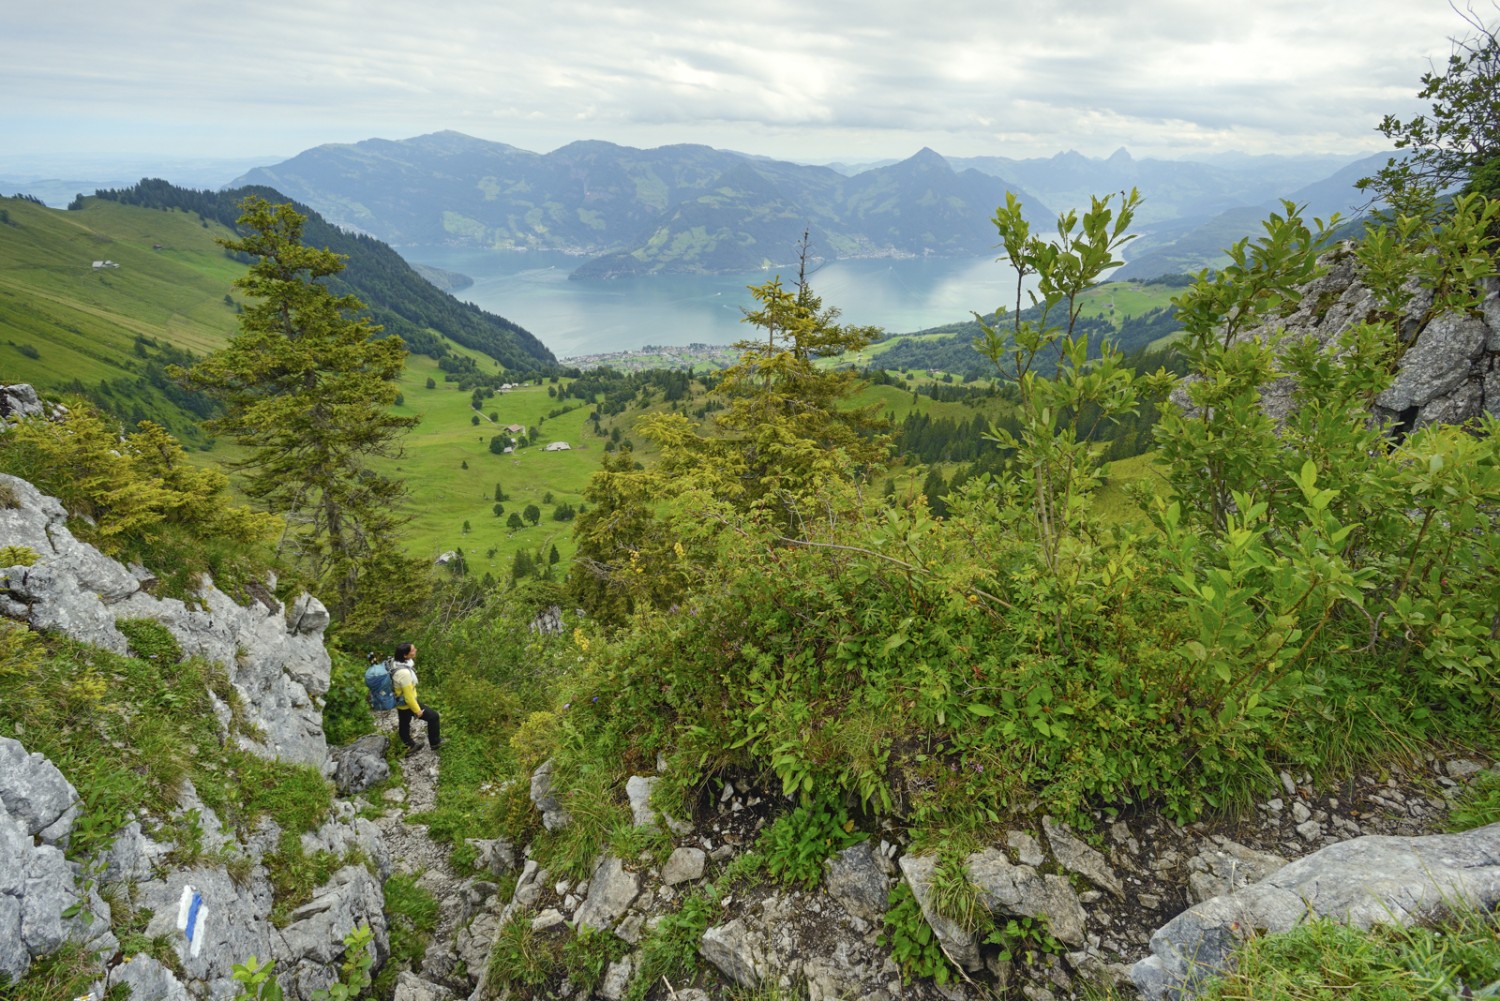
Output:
(1133, 822), (1500, 1000)
(0, 471), (333, 770)
(0, 454), (387, 1001)
(1215, 251), (1500, 430)
(0, 738), (115, 984)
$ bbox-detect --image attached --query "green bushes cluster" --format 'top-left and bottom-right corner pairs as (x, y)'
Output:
(0, 401), (280, 602)
(537, 190), (1500, 840)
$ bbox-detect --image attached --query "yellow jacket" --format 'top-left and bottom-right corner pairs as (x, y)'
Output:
(391, 663), (422, 714)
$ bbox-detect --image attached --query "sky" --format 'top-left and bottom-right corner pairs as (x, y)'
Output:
(1, 0), (1479, 174)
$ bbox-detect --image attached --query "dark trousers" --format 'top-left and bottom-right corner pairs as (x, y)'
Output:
(397, 706), (441, 749)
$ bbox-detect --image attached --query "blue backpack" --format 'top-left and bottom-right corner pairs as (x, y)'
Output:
(364, 658), (397, 711)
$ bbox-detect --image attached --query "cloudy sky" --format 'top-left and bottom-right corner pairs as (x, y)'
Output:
(2, 0), (1476, 170)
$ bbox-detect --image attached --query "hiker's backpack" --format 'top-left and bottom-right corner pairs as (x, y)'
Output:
(365, 658), (397, 711)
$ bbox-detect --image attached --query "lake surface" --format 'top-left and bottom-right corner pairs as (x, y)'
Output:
(402, 248), (1027, 359)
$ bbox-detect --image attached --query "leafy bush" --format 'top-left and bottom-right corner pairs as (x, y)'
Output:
(0, 544), (37, 566)
(758, 796), (865, 891)
(0, 403), (279, 601)
(322, 650), (377, 746)
(879, 883), (952, 986)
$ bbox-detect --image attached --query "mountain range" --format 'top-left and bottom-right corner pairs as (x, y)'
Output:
(233, 132), (1056, 276)
(231, 132), (1382, 280)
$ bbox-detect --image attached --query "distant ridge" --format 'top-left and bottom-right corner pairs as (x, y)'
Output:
(91, 178), (556, 371)
(233, 133), (1056, 277)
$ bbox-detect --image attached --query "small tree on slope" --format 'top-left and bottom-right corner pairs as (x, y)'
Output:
(177, 197), (418, 616)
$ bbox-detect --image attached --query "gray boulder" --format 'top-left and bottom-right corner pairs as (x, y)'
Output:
(824, 842), (891, 925)
(107, 954), (192, 1001)
(332, 734), (391, 794)
(0, 736), (80, 847)
(897, 854), (983, 970)
(276, 865), (389, 1001)
(0, 384), (45, 422)
(662, 847), (706, 886)
(1043, 816), (1124, 899)
(394, 971), (455, 1001)
(573, 856), (640, 932)
(1132, 822), (1500, 1000)
(967, 848), (1087, 948)
(529, 759), (570, 831)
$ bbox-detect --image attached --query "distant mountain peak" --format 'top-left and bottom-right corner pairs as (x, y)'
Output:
(1106, 147), (1133, 164)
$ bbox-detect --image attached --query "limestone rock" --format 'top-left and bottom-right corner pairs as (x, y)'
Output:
(0, 738), (115, 984)
(1185, 836), (1287, 905)
(898, 854), (982, 970)
(0, 736), (80, 848)
(1043, 816), (1123, 899)
(574, 856), (640, 932)
(0, 472), (334, 771)
(332, 734), (391, 794)
(824, 842), (891, 924)
(394, 971), (456, 1001)
(967, 848), (1087, 948)
(600, 956), (633, 1001)
(662, 846), (706, 886)
(108, 954), (191, 1001)
(625, 774), (658, 828)
(0, 384), (45, 421)
(700, 918), (771, 987)
(1133, 823), (1500, 1000)
(277, 865), (389, 1000)
(529, 759), (570, 831)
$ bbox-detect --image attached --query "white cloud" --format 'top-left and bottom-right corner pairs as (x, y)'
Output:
(0, 0), (1473, 165)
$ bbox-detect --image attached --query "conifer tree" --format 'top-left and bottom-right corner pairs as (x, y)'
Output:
(177, 197), (418, 615)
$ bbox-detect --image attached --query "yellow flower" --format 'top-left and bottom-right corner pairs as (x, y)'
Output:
(673, 541), (685, 559)
(572, 628), (591, 653)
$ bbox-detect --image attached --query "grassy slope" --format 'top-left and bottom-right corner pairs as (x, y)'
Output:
(2, 193), (1159, 575)
(0, 198), (242, 385)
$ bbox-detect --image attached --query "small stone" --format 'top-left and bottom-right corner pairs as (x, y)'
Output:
(531, 908), (566, 933)
(1138, 893), (1161, 909)
(1267, 798), (1284, 812)
(1446, 759), (1485, 780)
(1279, 771), (1297, 797)
(1007, 830), (1046, 867)
(662, 847), (706, 886)
(1296, 820), (1322, 842)
(1291, 802), (1311, 824)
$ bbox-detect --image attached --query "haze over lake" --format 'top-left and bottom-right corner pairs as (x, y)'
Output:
(403, 249), (1023, 359)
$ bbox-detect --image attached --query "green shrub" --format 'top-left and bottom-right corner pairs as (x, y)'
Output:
(625, 891), (716, 1001)
(0, 544), (37, 566)
(323, 650), (377, 746)
(879, 883), (952, 986)
(1448, 770), (1500, 832)
(561, 926), (630, 995)
(758, 796), (865, 891)
(373, 874), (440, 997)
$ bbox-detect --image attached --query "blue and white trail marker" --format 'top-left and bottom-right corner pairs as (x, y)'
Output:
(175, 884), (208, 958)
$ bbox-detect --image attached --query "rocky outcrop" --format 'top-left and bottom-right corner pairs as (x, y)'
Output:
(1219, 250), (1500, 430)
(0, 471), (332, 770)
(1133, 821), (1500, 1000)
(0, 737), (115, 985)
(0, 451), (388, 1001)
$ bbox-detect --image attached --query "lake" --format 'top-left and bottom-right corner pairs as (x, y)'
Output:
(401, 249), (1027, 359)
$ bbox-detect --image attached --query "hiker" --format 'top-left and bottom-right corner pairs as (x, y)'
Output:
(391, 641), (442, 751)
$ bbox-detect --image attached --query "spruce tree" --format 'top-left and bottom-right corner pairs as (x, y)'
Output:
(176, 197), (418, 615)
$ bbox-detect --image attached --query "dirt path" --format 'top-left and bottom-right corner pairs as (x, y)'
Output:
(371, 717), (474, 990)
